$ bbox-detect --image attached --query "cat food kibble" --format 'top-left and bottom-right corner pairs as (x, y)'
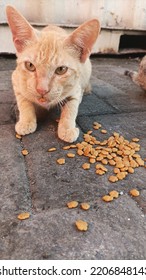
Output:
(57, 158), (65, 165)
(101, 129), (107, 134)
(38, 97), (47, 103)
(102, 195), (113, 202)
(52, 121), (144, 185)
(67, 201), (78, 208)
(87, 130), (93, 135)
(67, 153), (75, 158)
(17, 212), (30, 220)
(129, 189), (140, 197)
(109, 190), (119, 198)
(21, 149), (29, 156)
(63, 145), (71, 150)
(48, 147), (57, 152)
(15, 133), (22, 139)
(132, 138), (139, 142)
(108, 175), (118, 183)
(89, 158), (96, 164)
(82, 163), (90, 170)
(75, 220), (88, 231)
(80, 203), (90, 210)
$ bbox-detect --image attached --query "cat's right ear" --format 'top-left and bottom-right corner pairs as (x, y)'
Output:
(6, 5), (37, 53)
(65, 19), (100, 63)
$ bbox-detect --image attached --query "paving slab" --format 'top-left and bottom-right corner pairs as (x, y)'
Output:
(0, 56), (146, 260)
(1, 197), (146, 260)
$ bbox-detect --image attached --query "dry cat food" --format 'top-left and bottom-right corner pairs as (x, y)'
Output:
(82, 163), (90, 170)
(67, 201), (79, 208)
(56, 158), (65, 165)
(132, 138), (139, 142)
(17, 212), (30, 220)
(47, 121), (144, 184)
(102, 190), (119, 202)
(109, 190), (119, 198)
(80, 202), (90, 210)
(67, 153), (75, 158)
(48, 147), (57, 152)
(38, 97), (47, 103)
(102, 195), (113, 202)
(129, 188), (140, 197)
(108, 175), (118, 183)
(63, 145), (71, 150)
(75, 219), (88, 231)
(21, 149), (29, 156)
(15, 133), (22, 139)
(101, 129), (107, 134)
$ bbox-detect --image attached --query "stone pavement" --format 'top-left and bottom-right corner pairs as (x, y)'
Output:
(0, 55), (146, 260)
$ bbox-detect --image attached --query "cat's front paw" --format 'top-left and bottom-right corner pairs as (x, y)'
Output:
(58, 126), (79, 143)
(15, 120), (37, 135)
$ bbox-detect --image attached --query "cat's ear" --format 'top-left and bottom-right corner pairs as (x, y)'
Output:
(6, 5), (37, 53)
(65, 19), (100, 63)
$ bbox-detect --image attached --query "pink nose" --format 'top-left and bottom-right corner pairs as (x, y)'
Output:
(36, 87), (49, 95)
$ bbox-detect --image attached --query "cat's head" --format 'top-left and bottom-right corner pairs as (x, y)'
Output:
(6, 5), (100, 107)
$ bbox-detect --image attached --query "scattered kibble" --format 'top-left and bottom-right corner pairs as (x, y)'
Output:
(109, 190), (119, 198)
(87, 130), (93, 135)
(129, 189), (140, 197)
(132, 138), (139, 142)
(102, 195), (113, 202)
(67, 153), (75, 158)
(82, 163), (90, 170)
(67, 201), (78, 208)
(101, 129), (107, 134)
(21, 149), (29, 156)
(89, 158), (96, 164)
(17, 212), (30, 220)
(38, 97), (47, 103)
(63, 145), (71, 150)
(56, 158), (65, 165)
(48, 147), (57, 152)
(75, 220), (88, 231)
(108, 176), (118, 183)
(15, 133), (22, 139)
(77, 149), (84, 156)
(80, 203), (90, 210)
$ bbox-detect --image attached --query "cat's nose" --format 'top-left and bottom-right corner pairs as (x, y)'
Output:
(36, 87), (50, 95)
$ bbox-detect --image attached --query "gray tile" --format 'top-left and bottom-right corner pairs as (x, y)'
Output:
(1, 56), (146, 260)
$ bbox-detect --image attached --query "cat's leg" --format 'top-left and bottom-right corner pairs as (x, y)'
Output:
(15, 93), (37, 135)
(84, 83), (92, 94)
(58, 95), (81, 143)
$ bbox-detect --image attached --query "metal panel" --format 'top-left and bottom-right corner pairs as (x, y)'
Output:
(1, 0), (146, 54)
(1, 0), (146, 29)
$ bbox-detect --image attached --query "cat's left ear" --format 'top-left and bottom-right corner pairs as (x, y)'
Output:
(65, 19), (100, 63)
(6, 5), (38, 53)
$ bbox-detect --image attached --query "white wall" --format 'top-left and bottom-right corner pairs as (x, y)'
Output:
(1, 0), (146, 54)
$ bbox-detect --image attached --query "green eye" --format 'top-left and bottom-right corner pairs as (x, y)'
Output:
(25, 61), (36, 72)
(55, 66), (68, 75)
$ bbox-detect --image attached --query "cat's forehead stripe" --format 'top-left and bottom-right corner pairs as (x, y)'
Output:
(35, 32), (66, 65)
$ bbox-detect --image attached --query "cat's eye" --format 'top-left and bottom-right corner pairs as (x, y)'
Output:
(55, 66), (68, 75)
(25, 61), (36, 72)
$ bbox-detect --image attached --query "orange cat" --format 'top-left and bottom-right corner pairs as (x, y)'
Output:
(6, 5), (100, 142)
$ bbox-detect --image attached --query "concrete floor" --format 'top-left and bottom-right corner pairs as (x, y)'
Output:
(0, 55), (146, 259)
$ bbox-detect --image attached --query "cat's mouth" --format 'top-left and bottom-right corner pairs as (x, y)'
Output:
(37, 97), (48, 105)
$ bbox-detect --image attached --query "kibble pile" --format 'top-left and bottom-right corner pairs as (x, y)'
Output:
(49, 122), (144, 183)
